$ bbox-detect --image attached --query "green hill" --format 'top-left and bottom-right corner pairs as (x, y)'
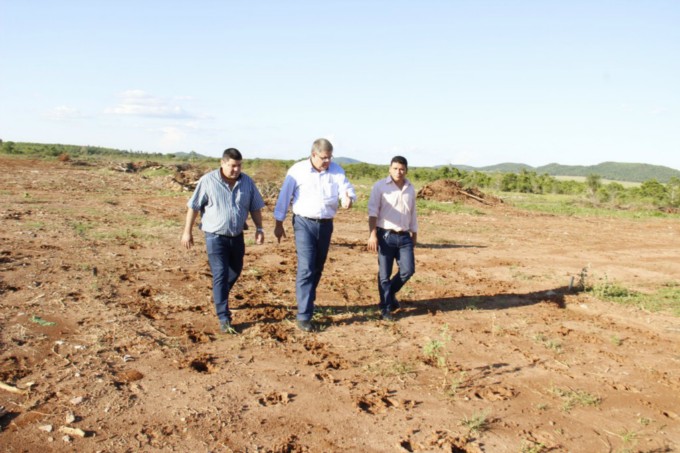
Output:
(447, 161), (680, 183)
(534, 162), (680, 183)
(3, 141), (679, 183)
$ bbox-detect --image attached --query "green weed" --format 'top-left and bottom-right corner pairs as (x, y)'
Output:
(589, 278), (680, 316)
(520, 440), (547, 453)
(550, 386), (601, 412)
(460, 410), (490, 435)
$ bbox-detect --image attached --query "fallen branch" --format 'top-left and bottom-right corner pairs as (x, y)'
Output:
(0, 382), (28, 395)
(461, 190), (491, 205)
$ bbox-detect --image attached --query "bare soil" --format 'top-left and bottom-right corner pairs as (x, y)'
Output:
(1, 156), (679, 452)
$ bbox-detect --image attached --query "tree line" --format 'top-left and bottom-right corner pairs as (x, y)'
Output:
(344, 162), (680, 209)
(2, 140), (678, 209)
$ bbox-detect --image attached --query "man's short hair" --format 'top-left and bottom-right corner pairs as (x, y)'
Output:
(222, 148), (242, 161)
(391, 155), (408, 168)
(312, 138), (333, 154)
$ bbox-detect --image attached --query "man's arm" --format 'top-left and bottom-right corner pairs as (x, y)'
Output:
(181, 208), (199, 249)
(273, 174), (296, 222)
(251, 209), (264, 245)
(410, 185), (418, 247)
(273, 174), (296, 243)
(367, 216), (379, 252)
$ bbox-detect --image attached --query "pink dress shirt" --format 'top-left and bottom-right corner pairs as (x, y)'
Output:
(367, 176), (418, 233)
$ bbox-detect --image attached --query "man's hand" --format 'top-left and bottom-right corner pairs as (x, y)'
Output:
(274, 222), (286, 244)
(340, 191), (353, 210)
(181, 231), (194, 249)
(255, 229), (265, 245)
(367, 231), (378, 252)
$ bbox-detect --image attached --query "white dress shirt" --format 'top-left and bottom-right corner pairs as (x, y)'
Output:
(274, 159), (356, 221)
(367, 176), (418, 233)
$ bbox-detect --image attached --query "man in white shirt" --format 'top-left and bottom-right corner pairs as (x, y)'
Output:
(274, 138), (357, 332)
(367, 156), (418, 321)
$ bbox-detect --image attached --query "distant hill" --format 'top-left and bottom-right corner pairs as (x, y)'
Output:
(472, 163), (535, 173)
(3, 141), (678, 183)
(447, 161), (680, 184)
(534, 162), (680, 183)
(334, 157), (362, 165)
(172, 151), (210, 159)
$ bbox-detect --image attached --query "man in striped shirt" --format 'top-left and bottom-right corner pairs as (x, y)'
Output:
(181, 148), (265, 334)
(367, 156), (418, 321)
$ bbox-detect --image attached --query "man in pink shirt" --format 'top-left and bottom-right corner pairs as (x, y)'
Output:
(367, 156), (418, 321)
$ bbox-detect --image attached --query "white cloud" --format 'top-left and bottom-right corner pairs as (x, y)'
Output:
(45, 105), (87, 120)
(159, 126), (186, 148)
(105, 90), (195, 118)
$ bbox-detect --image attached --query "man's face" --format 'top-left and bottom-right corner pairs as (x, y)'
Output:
(389, 162), (407, 182)
(221, 158), (242, 180)
(312, 150), (333, 171)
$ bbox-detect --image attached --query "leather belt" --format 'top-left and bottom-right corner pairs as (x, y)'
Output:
(296, 215), (333, 224)
(379, 227), (410, 235)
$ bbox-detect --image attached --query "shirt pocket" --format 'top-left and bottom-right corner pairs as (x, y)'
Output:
(321, 176), (339, 204)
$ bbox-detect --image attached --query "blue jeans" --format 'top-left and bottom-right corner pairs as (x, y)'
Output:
(293, 216), (334, 321)
(205, 232), (245, 323)
(377, 228), (415, 313)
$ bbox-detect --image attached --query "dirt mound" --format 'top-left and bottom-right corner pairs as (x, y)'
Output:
(417, 179), (503, 206)
(170, 164), (206, 191)
(111, 160), (164, 173)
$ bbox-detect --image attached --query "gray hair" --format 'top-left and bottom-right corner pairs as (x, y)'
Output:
(311, 138), (333, 155)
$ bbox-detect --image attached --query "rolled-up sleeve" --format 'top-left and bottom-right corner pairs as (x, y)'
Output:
(339, 174), (357, 201)
(187, 180), (207, 212)
(274, 174), (296, 221)
(367, 184), (380, 217)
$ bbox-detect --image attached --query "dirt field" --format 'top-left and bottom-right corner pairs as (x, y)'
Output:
(1, 156), (679, 452)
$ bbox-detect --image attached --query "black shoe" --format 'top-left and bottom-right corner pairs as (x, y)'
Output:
(220, 320), (238, 334)
(381, 311), (395, 321)
(389, 298), (401, 312)
(296, 320), (313, 332)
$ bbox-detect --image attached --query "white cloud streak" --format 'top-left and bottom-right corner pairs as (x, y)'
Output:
(45, 106), (87, 120)
(105, 90), (195, 118)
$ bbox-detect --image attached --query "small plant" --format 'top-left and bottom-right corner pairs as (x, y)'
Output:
(577, 265), (590, 290)
(71, 221), (94, 237)
(423, 339), (446, 367)
(439, 324), (452, 342)
(532, 333), (562, 353)
(520, 440), (546, 453)
(460, 410), (490, 435)
(545, 339), (562, 352)
(550, 386), (601, 412)
(422, 324), (454, 367)
(445, 371), (468, 398)
(637, 416), (652, 426)
(620, 428), (638, 445)
(591, 276), (631, 299)
(610, 335), (623, 346)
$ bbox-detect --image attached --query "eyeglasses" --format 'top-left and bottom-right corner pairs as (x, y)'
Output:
(315, 153), (333, 162)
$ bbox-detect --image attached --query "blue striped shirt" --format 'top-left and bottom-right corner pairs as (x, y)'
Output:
(187, 169), (265, 236)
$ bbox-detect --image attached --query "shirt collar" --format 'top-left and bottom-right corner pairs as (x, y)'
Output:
(385, 176), (410, 187)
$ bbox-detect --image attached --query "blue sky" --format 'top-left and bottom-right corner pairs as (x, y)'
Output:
(1, 1), (679, 169)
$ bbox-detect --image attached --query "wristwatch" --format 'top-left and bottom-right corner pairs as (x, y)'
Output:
(256, 227), (264, 233)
